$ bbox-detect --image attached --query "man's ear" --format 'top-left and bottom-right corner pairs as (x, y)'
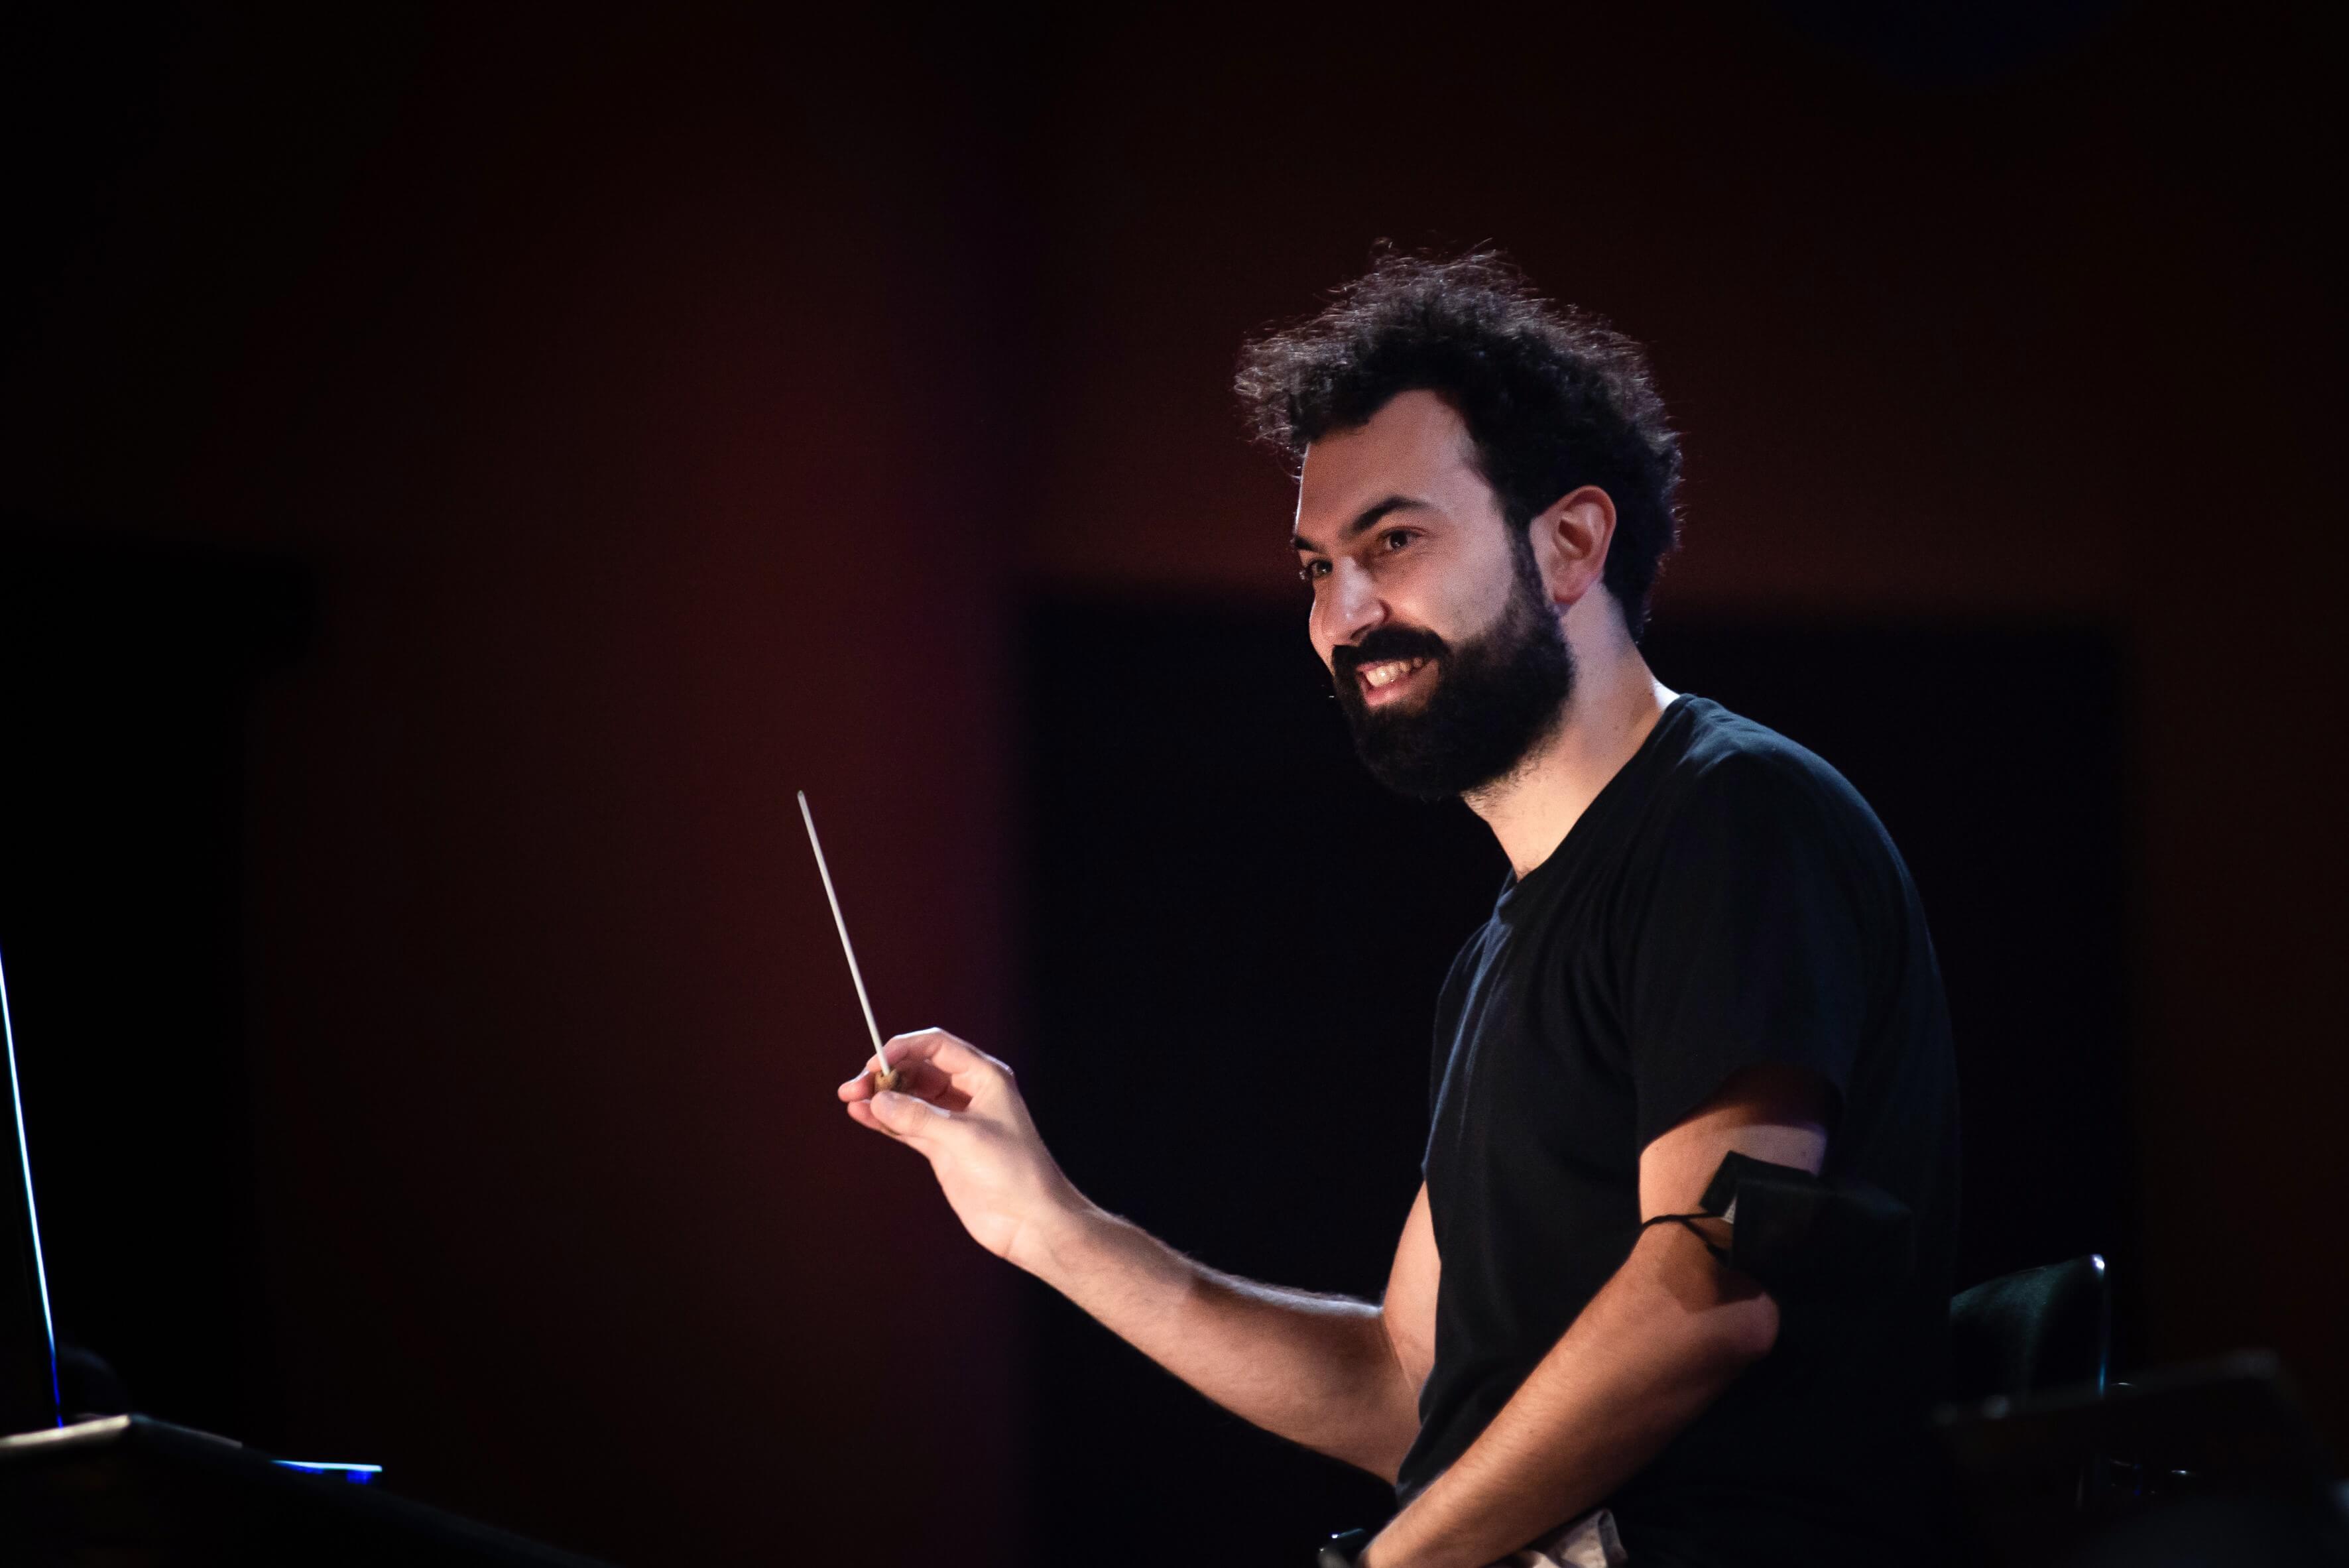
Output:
(1525, 485), (1618, 609)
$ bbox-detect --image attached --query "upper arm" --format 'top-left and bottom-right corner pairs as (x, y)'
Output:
(1638, 1061), (1831, 1220)
(1635, 1064), (1831, 1366)
(1381, 1182), (1439, 1395)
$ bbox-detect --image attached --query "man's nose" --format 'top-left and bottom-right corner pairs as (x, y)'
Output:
(1316, 560), (1386, 650)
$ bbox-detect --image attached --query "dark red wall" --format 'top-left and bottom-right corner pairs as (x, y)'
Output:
(1, 4), (2342, 1561)
(3, 11), (1022, 1563)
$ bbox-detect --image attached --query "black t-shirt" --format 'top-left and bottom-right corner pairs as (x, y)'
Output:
(1400, 696), (1960, 1567)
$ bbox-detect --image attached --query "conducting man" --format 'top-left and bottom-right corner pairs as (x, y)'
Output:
(839, 253), (1959, 1568)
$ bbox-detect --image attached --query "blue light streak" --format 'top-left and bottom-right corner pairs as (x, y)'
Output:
(0, 945), (62, 1425)
(274, 1459), (384, 1484)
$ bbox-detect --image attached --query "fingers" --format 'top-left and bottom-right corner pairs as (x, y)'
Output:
(837, 1055), (973, 1111)
(861, 1088), (951, 1144)
(891, 1057), (973, 1110)
(837, 1029), (1000, 1105)
(837, 1061), (971, 1111)
(839, 1030), (1002, 1142)
(844, 1097), (924, 1141)
(878, 1028), (1008, 1081)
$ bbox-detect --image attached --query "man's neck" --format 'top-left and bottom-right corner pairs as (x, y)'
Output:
(1465, 646), (1677, 879)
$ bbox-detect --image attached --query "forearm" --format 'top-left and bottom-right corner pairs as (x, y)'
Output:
(1366, 1223), (1774, 1568)
(1018, 1197), (1423, 1477)
(841, 1030), (1425, 1477)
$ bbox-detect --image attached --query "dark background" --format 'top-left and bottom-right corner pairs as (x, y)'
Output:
(1, 3), (2341, 1564)
(1020, 608), (2130, 1563)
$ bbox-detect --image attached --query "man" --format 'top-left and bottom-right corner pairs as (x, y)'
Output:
(838, 253), (1960, 1567)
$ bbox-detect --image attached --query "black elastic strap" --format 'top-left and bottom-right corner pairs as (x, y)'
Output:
(1642, 1211), (1730, 1265)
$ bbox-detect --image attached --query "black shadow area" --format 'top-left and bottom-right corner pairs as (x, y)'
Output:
(1640, 616), (2134, 1297)
(1017, 601), (2131, 1566)
(1018, 601), (1500, 1565)
(0, 532), (310, 1441)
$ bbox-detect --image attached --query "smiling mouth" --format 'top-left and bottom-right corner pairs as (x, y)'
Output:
(1356, 656), (1431, 699)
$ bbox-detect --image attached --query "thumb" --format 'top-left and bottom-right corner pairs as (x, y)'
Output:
(867, 1089), (950, 1144)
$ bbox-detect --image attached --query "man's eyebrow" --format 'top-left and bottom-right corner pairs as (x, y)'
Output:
(1290, 495), (1434, 552)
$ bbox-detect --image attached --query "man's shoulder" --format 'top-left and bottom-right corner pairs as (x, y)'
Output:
(1637, 697), (1901, 870)
(1656, 696), (1839, 784)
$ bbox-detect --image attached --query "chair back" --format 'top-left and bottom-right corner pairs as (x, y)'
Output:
(1948, 1254), (2110, 1404)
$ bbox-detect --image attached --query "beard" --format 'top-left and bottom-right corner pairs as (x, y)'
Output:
(1329, 547), (1576, 802)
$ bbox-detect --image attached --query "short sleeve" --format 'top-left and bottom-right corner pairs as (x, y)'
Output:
(1623, 752), (1871, 1152)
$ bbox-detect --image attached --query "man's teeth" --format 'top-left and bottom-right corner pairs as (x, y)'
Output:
(1362, 658), (1428, 690)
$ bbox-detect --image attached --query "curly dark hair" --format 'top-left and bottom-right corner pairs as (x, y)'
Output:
(1235, 250), (1683, 637)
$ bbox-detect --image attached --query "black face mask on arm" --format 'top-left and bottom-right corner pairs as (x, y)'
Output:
(1644, 1152), (1917, 1313)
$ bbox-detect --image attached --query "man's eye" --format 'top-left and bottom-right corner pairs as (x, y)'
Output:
(1381, 530), (1415, 552)
(1299, 560), (1331, 582)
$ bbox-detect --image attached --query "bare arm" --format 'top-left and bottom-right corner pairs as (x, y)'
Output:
(1361, 1063), (1831, 1568)
(841, 1029), (1435, 1478)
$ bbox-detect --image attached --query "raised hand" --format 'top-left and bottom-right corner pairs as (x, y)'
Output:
(837, 1028), (1081, 1271)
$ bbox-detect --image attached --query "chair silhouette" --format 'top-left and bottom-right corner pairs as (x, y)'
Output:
(1947, 1254), (2110, 1404)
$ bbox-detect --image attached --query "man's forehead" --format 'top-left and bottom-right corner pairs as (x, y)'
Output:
(1294, 391), (1484, 542)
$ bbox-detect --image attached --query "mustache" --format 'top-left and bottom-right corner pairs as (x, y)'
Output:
(1331, 626), (1450, 682)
